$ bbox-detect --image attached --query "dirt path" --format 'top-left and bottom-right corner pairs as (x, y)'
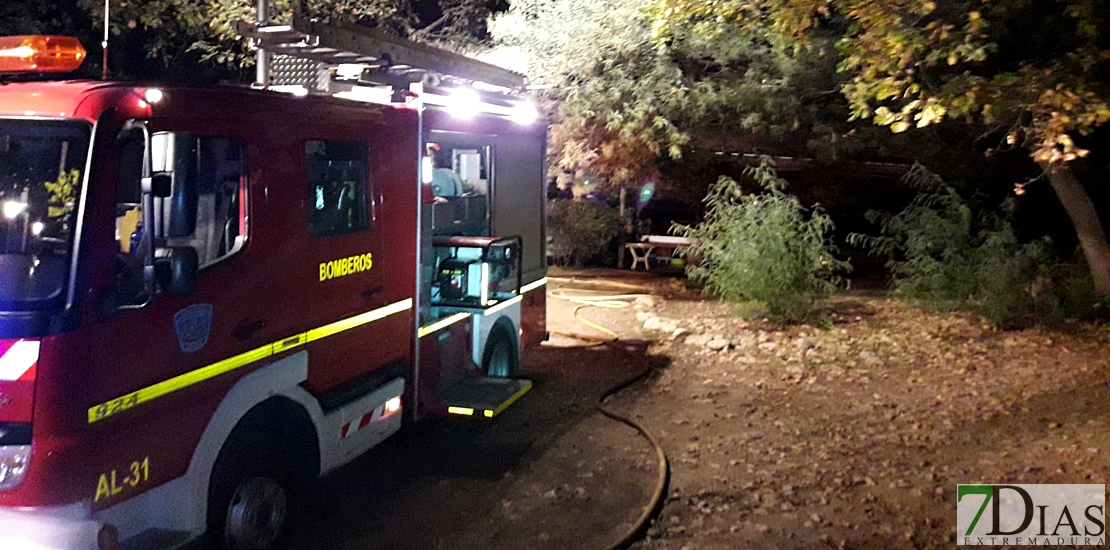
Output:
(289, 274), (662, 549)
(290, 268), (1110, 549)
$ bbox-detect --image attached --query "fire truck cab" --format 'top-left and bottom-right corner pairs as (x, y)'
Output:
(0, 24), (546, 550)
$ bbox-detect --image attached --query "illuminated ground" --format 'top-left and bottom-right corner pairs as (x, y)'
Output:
(287, 267), (1110, 549)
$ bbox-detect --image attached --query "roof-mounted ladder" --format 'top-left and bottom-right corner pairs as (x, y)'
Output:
(239, 15), (525, 94)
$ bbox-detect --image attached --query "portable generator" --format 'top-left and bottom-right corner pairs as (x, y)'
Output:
(436, 257), (473, 302)
(432, 236), (522, 306)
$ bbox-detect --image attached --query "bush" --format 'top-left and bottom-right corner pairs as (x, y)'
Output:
(847, 164), (1071, 325)
(1050, 262), (1108, 320)
(547, 199), (622, 266)
(673, 161), (848, 323)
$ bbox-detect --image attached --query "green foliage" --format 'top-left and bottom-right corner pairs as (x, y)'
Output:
(673, 161), (847, 322)
(0, 0), (72, 35)
(546, 199), (622, 267)
(489, 0), (855, 188)
(1048, 263), (1108, 321)
(77, 0), (493, 71)
(846, 164), (1099, 325)
(490, 0), (687, 187)
(651, 0), (1110, 299)
(651, 0), (1110, 165)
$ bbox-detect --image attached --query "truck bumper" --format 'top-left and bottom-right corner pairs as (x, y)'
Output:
(0, 503), (105, 550)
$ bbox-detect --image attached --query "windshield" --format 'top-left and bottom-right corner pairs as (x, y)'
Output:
(0, 119), (90, 307)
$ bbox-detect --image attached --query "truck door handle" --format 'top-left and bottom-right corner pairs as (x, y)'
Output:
(361, 286), (384, 299)
(232, 319), (267, 341)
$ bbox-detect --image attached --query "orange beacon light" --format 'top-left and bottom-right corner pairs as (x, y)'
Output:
(0, 36), (87, 73)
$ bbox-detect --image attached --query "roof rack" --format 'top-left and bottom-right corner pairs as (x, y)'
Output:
(239, 15), (525, 93)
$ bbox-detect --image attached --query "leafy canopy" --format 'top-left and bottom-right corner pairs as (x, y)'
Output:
(650, 0), (1110, 165)
(490, 0), (687, 186)
(489, 0), (843, 187)
(79, 0), (498, 70)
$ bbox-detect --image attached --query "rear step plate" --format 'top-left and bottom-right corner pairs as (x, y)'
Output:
(441, 378), (532, 418)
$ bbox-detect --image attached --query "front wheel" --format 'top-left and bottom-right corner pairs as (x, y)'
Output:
(207, 430), (307, 550)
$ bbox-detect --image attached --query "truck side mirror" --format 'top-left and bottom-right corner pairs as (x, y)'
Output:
(166, 168), (197, 238)
(150, 132), (198, 238)
(155, 246), (198, 295)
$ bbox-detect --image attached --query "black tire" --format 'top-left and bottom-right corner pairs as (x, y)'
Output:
(207, 427), (310, 550)
(482, 324), (519, 378)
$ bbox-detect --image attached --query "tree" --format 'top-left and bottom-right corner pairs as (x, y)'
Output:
(651, 0), (1110, 294)
(0, 0), (62, 35)
(489, 0), (935, 189)
(0, 0), (100, 77)
(76, 0), (499, 75)
(488, 0), (689, 187)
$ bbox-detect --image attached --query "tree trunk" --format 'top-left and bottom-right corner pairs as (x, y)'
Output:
(1043, 163), (1110, 296)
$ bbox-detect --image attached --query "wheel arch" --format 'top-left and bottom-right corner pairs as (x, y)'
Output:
(222, 396), (320, 473)
(206, 395), (319, 549)
(181, 351), (319, 538)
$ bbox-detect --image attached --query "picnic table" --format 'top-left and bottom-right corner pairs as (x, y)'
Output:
(624, 235), (694, 270)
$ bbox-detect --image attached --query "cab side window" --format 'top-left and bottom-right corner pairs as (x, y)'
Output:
(305, 140), (370, 237)
(159, 135), (247, 267)
(114, 134), (248, 268)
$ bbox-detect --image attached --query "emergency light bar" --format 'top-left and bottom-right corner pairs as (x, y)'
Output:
(0, 36), (86, 73)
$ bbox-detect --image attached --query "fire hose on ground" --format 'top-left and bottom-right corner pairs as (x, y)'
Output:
(548, 278), (671, 550)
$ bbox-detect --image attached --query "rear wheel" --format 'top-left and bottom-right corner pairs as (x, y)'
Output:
(482, 325), (518, 378)
(208, 429), (308, 550)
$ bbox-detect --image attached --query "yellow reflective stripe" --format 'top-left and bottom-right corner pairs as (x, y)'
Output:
(520, 277), (547, 294)
(86, 343), (274, 424)
(484, 295), (522, 316)
(417, 312), (469, 338)
(273, 333), (307, 354)
(306, 298), (412, 342)
(447, 406), (474, 416)
(88, 298), (413, 424)
(483, 380), (532, 419)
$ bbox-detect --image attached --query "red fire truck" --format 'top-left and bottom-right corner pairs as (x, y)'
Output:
(0, 19), (546, 550)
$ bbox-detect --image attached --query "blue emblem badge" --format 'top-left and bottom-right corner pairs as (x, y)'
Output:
(174, 304), (213, 354)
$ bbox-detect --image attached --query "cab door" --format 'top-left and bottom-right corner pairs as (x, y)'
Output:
(297, 128), (401, 397)
(71, 114), (298, 510)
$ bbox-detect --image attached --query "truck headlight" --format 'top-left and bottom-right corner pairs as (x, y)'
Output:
(0, 445), (31, 490)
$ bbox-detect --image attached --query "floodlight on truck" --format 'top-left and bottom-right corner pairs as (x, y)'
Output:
(447, 88), (480, 119)
(418, 87), (539, 125)
(510, 102), (539, 125)
(0, 36), (86, 73)
(142, 88), (164, 104)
